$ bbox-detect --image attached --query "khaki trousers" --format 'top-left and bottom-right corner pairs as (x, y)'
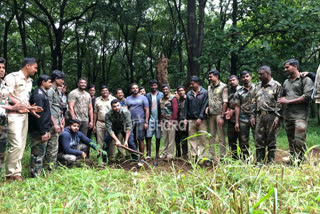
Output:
(208, 114), (226, 159)
(96, 121), (115, 160)
(188, 120), (208, 160)
(161, 120), (176, 159)
(6, 113), (28, 177)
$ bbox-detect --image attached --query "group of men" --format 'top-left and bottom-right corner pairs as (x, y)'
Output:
(0, 56), (315, 182)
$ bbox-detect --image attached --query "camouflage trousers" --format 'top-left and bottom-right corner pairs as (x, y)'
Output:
(30, 134), (49, 177)
(57, 144), (87, 166)
(0, 138), (6, 173)
(44, 127), (59, 169)
(228, 121), (251, 160)
(255, 113), (280, 163)
(227, 121), (240, 159)
(238, 121), (253, 160)
(284, 119), (307, 161)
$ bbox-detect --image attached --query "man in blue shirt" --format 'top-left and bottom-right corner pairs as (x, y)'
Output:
(58, 119), (101, 165)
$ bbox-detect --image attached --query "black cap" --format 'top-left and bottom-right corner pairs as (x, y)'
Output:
(51, 70), (66, 80)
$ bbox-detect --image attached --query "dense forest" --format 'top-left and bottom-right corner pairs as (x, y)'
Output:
(1, 0), (320, 92)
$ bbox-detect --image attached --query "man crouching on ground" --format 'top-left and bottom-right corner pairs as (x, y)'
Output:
(103, 99), (138, 163)
(58, 119), (101, 165)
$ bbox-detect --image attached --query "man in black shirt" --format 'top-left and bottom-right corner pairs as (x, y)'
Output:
(29, 74), (52, 177)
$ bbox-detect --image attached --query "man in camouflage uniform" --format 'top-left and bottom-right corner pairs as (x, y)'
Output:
(250, 66), (282, 164)
(234, 71), (255, 160)
(46, 70), (66, 170)
(278, 59), (313, 164)
(225, 75), (241, 159)
(207, 70), (228, 161)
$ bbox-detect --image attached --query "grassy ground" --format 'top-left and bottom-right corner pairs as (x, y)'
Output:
(0, 118), (319, 213)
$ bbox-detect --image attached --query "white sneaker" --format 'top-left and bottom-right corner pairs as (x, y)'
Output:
(146, 156), (151, 160)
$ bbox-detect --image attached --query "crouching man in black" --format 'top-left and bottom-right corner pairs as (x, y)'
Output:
(58, 119), (101, 165)
(103, 99), (138, 162)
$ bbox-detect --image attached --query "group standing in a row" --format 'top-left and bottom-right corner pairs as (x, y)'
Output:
(0, 57), (315, 182)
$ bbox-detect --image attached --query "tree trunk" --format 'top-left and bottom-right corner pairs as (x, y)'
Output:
(230, 0), (238, 75)
(3, 14), (15, 63)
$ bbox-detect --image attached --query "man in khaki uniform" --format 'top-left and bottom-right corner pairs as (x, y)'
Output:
(68, 77), (93, 156)
(5, 57), (38, 181)
(278, 59), (313, 164)
(0, 57), (30, 178)
(93, 85), (115, 161)
(206, 70), (228, 161)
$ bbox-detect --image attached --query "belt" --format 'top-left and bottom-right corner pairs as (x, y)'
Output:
(8, 111), (27, 114)
(98, 120), (105, 123)
(257, 110), (275, 116)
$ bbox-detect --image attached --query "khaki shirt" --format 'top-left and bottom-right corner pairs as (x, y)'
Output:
(68, 88), (91, 121)
(94, 95), (116, 121)
(251, 79), (282, 118)
(234, 84), (255, 123)
(4, 70), (32, 105)
(208, 81), (228, 115)
(282, 75), (313, 120)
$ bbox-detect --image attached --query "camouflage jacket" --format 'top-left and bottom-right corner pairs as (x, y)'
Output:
(251, 79), (282, 119)
(234, 84), (255, 123)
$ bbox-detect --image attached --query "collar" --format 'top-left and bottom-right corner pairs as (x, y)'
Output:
(211, 81), (220, 88)
(18, 70), (32, 82)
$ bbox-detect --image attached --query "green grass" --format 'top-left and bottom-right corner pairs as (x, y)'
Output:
(0, 118), (319, 213)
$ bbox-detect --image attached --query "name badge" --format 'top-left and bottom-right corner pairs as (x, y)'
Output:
(216, 89), (220, 94)
(269, 90), (273, 94)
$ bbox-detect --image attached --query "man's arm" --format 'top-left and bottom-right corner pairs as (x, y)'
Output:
(88, 103), (93, 128)
(199, 91), (208, 120)
(59, 133), (83, 156)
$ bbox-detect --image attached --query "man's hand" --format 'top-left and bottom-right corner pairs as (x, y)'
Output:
(60, 124), (64, 132)
(124, 141), (128, 148)
(184, 119), (188, 126)
(41, 132), (51, 142)
(300, 72), (309, 78)
(28, 104), (44, 113)
(277, 97), (290, 105)
(225, 109), (234, 120)
(196, 118), (202, 126)
(89, 121), (93, 129)
(144, 122), (148, 130)
(235, 123), (240, 132)
(54, 124), (61, 133)
(81, 152), (87, 159)
(115, 140), (121, 146)
(218, 117), (224, 129)
(250, 117), (255, 127)
(97, 149), (102, 156)
(93, 126), (97, 133)
(272, 117), (280, 129)
(205, 107), (209, 115)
